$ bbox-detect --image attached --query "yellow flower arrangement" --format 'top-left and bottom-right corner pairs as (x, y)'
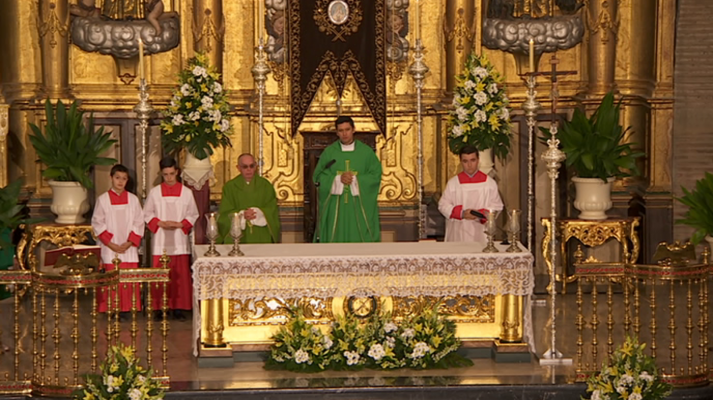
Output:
(583, 336), (672, 400)
(160, 53), (232, 160)
(448, 52), (512, 160)
(75, 344), (164, 400)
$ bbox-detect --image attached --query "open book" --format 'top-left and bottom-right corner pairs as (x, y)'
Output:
(44, 244), (101, 267)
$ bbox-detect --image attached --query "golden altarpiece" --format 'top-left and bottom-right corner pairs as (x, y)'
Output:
(0, 0), (675, 356)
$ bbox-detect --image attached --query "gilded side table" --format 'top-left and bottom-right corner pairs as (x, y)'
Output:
(541, 217), (640, 293)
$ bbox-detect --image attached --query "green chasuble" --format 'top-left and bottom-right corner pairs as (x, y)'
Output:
(313, 140), (382, 242)
(217, 175), (281, 244)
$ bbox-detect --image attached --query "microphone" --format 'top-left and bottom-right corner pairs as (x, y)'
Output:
(325, 159), (336, 169)
(469, 209), (486, 219)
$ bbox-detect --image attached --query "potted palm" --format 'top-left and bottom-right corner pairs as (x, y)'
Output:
(675, 172), (713, 246)
(540, 92), (644, 220)
(447, 52), (512, 174)
(29, 99), (117, 224)
(0, 180), (42, 298)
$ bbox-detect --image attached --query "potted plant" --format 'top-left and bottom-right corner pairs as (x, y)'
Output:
(675, 172), (713, 246)
(0, 180), (42, 298)
(540, 92), (645, 220)
(447, 52), (512, 174)
(29, 99), (117, 224)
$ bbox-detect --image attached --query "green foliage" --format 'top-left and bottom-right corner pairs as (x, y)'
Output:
(0, 180), (42, 250)
(583, 336), (672, 400)
(160, 53), (232, 160)
(75, 343), (164, 400)
(540, 92), (644, 182)
(29, 99), (117, 189)
(675, 172), (713, 245)
(266, 305), (472, 373)
(447, 52), (513, 161)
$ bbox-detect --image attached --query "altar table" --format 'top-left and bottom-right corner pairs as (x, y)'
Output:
(191, 242), (534, 357)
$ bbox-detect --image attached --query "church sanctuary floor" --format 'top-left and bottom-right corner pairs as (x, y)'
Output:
(1, 294), (712, 400)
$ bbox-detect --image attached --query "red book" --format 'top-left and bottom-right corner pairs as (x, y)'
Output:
(43, 245), (101, 267)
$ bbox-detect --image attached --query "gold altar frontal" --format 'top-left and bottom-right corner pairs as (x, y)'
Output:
(201, 293), (523, 350)
(192, 242), (535, 359)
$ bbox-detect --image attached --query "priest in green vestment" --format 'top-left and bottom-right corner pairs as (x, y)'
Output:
(217, 153), (281, 244)
(313, 116), (382, 242)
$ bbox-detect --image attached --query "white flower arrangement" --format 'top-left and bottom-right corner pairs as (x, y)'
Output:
(267, 305), (472, 372)
(161, 53), (232, 160)
(76, 344), (164, 400)
(448, 52), (513, 161)
(583, 336), (672, 400)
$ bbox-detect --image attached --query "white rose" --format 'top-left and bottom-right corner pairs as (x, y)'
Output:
(193, 66), (206, 77)
(294, 349), (309, 364)
(213, 82), (223, 93)
(220, 119), (231, 132)
(474, 110), (487, 123)
(368, 344), (385, 361)
(474, 91), (488, 106)
(180, 84), (192, 96)
(384, 322), (398, 333)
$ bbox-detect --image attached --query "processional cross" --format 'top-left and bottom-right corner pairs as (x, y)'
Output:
(529, 53), (577, 366)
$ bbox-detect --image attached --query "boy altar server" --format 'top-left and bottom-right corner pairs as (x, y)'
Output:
(144, 156), (199, 321)
(438, 145), (504, 242)
(91, 164), (144, 313)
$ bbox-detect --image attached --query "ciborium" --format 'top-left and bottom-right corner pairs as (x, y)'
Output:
(204, 212), (221, 257)
(228, 212), (244, 257)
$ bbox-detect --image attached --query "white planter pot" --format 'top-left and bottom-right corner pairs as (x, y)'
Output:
(572, 177), (614, 220)
(49, 180), (90, 224)
(478, 148), (494, 175)
(704, 235), (713, 250)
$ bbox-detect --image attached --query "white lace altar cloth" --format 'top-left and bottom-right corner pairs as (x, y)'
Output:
(191, 241), (535, 355)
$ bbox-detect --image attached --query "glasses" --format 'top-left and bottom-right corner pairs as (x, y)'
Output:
(240, 163), (257, 169)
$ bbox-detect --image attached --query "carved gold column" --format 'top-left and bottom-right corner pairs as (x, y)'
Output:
(443, 0), (477, 94)
(500, 294), (522, 342)
(585, 0), (618, 95)
(193, 0), (225, 73)
(0, 99), (8, 187)
(38, 0), (71, 99)
(203, 299), (225, 347)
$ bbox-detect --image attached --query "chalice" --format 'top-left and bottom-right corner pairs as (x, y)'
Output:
(228, 212), (244, 257)
(481, 210), (499, 253)
(204, 212), (221, 257)
(506, 209), (523, 252)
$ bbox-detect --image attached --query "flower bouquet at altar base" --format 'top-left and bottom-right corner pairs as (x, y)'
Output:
(265, 304), (473, 373)
(160, 53), (232, 160)
(582, 336), (672, 400)
(447, 52), (513, 161)
(74, 343), (164, 400)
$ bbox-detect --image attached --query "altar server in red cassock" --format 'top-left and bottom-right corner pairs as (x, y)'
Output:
(91, 164), (144, 313)
(438, 146), (504, 242)
(144, 156), (199, 321)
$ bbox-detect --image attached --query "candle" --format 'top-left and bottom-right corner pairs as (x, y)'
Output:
(258, 0), (264, 39)
(529, 38), (535, 73)
(414, 0), (420, 41)
(138, 38), (145, 81)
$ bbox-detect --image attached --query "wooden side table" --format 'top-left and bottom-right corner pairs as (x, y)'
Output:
(541, 217), (640, 293)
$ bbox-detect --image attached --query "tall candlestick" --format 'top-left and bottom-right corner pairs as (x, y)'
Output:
(138, 38), (145, 81)
(415, 0), (420, 41)
(258, 0), (264, 40)
(529, 38), (535, 73)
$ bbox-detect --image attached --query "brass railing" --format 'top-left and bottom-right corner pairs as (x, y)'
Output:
(574, 243), (710, 387)
(0, 260), (170, 397)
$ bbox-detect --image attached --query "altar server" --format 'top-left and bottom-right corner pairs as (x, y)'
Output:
(144, 156), (199, 321)
(217, 153), (281, 244)
(91, 164), (144, 314)
(312, 116), (382, 243)
(438, 145), (504, 242)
